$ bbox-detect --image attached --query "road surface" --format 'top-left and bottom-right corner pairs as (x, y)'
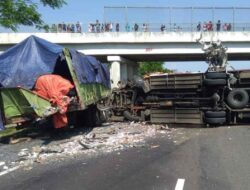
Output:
(0, 125), (250, 190)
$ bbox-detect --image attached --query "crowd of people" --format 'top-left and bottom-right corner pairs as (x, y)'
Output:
(87, 20), (120, 32)
(87, 21), (149, 33)
(196, 20), (232, 32)
(49, 20), (234, 33)
(50, 22), (82, 33)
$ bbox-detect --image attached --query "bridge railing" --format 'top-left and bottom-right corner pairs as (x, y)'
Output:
(1, 22), (250, 33)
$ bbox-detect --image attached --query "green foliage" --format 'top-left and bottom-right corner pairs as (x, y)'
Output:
(40, 0), (66, 9)
(0, 0), (66, 31)
(138, 61), (172, 76)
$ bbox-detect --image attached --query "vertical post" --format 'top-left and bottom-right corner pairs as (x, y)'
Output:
(125, 6), (128, 28)
(169, 7), (172, 31)
(233, 7), (235, 31)
(212, 7), (215, 30)
(191, 7), (193, 32)
(212, 7), (215, 22)
(103, 6), (106, 24)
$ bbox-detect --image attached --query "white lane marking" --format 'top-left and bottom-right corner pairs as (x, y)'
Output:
(0, 166), (20, 177)
(175, 178), (185, 190)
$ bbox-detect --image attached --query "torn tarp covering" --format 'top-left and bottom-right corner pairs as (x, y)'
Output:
(70, 49), (111, 88)
(0, 35), (63, 89)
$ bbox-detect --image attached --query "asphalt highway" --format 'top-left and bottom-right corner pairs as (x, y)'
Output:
(0, 126), (250, 190)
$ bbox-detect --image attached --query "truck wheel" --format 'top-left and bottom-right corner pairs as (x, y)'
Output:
(227, 89), (249, 109)
(203, 79), (227, 86)
(205, 117), (226, 125)
(205, 111), (226, 118)
(93, 109), (102, 126)
(205, 72), (227, 79)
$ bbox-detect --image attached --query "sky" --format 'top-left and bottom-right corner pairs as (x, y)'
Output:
(37, 0), (250, 24)
(11, 0), (250, 72)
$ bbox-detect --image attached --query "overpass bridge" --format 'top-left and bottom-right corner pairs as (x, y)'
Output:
(1, 32), (250, 87)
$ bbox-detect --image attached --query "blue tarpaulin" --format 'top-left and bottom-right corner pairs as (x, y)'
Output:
(0, 35), (63, 89)
(0, 35), (110, 89)
(70, 50), (110, 88)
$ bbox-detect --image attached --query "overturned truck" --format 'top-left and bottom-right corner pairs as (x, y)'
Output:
(108, 41), (250, 126)
(0, 36), (110, 130)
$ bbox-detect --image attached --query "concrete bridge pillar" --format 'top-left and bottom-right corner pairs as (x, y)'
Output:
(107, 56), (138, 88)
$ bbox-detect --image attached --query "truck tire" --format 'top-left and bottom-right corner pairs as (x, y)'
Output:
(205, 117), (226, 125)
(205, 72), (227, 79)
(226, 89), (249, 109)
(203, 79), (227, 86)
(205, 111), (226, 118)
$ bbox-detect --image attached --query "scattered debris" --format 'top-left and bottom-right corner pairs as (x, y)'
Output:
(10, 137), (32, 144)
(150, 145), (160, 149)
(0, 122), (177, 171)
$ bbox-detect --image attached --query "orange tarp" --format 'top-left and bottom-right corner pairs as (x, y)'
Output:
(33, 74), (74, 128)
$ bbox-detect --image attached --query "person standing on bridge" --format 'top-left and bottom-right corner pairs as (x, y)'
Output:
(216, 20), (221, 31)
(71, 24), (75, 33)
(67, 24), (71, 32)
(109, 23), (113, 32)
(96, 20), (101, 33)
(134, 23), (139, 32)
(76, 21), (81, 33)
(160, 24), (165, 32)
(197, 22), (201, 31)
(125, 23), (130, 32)
(223, 23), (228, 31)
(207, 21), (213, 31)
(62, 22), (66, 32)
(116, 23), (119, 32)
(88, 23), (92, 32)
(101, 24), (104, 32)
(203, 22), (207, 32)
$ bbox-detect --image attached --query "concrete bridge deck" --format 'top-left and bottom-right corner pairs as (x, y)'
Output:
(1, 32), (250, 62)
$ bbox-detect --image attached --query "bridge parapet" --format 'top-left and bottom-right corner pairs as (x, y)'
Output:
(1, 31), (250, 45)
(1, 32), (250, 62)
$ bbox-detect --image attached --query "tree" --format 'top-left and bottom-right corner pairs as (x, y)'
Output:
(138, 61), (172, 76)
(0, 0), (66, 31)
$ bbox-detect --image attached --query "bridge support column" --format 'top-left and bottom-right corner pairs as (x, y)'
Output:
(107, 56), (138, 88)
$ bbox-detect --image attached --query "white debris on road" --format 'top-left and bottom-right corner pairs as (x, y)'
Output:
(1, 122), (176, 171)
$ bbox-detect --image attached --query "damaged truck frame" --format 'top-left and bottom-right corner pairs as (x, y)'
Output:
(0, 36), (110, 130)
(106, 40), (250, 126)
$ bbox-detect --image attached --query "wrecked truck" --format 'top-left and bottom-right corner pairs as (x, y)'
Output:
(107, 41), (250, 126)
(0, 36), (110, 130)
